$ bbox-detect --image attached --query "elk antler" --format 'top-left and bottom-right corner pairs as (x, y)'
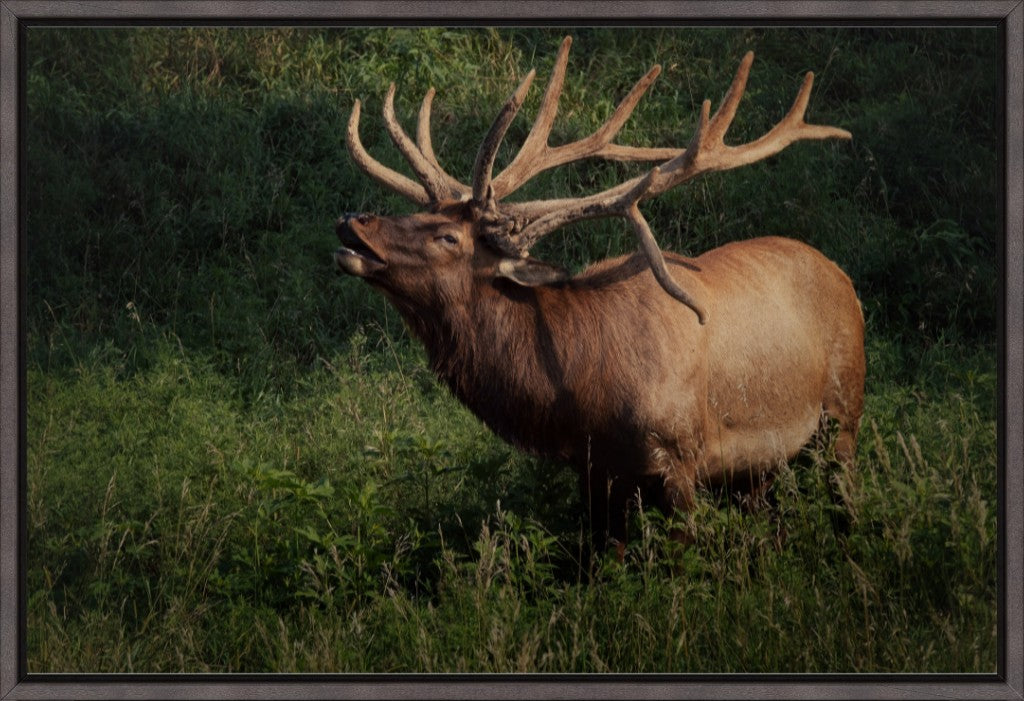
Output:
(347, 85), (469, 204)
(507, 52), (852, 245)
(471, 69), (536, 203)
(490, 49), (851, 324)
(346, 38), (851, 323)
(487, 36), (681, 200)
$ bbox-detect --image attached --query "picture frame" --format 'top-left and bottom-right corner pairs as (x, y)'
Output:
(1, 2), (1020, 698)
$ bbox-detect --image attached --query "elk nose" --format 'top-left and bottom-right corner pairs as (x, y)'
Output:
(336, 213), (359, 241)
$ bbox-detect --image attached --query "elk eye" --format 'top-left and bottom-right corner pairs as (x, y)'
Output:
(437, 233), (458, 245)
(357, 214), (372, 225)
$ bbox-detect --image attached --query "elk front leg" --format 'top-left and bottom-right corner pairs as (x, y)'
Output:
(579, 466), (635, 562)
(641, 466), (697, 549)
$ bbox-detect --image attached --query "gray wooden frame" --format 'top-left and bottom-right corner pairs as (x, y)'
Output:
(1, 2), (1020, 699)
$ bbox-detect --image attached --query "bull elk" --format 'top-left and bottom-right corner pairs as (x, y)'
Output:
(335, 37), (865, 557)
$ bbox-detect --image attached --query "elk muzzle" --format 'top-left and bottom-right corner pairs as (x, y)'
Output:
(335, 213), (386, 276)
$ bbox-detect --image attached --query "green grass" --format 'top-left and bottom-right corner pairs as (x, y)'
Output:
(25, 27), (999, 673)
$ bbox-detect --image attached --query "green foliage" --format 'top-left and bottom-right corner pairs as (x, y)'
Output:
(25, 27), (998, 673)
(213, 463), (418, 606)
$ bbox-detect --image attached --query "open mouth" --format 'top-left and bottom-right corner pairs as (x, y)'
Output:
(335, 229), (386, 275)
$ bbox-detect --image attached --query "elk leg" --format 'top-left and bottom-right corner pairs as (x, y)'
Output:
(579, 465), (612, 559)
(823, 357), (864, 485)
(818, 404), (862, 537)
(606, 477), (638, 561)
(737, 472), (787, 548)
(579, 467), (634, 562)
(833, 419), (860, 471)
(649, 471), (697, 548)
(735, 472), (776, 514)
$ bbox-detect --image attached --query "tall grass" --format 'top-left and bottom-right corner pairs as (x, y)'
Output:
(25, 27), (999, 673)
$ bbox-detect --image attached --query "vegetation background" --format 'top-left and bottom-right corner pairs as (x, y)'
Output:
(25, 27), (1000, 673)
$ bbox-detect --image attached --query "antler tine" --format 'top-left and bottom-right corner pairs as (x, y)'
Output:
(346, 99), (432, 206)
(650, 99), (711, 189)
(491, 37), (674, 200)
(416, 87), (473, 198)
(531, 35), (572, 138)
(416, 87), (439, 161)
(383, 84), (469, 202)
(580, 64), (664, 154)
(788, 71), (815, 124)
(705, 51), (753, 146)
(471, 69), (536, 203)
(778, 71), (852, 140)
(626, 202), (707, 324)
(575, 64), (693, 168)
(488, 37), (571, 199)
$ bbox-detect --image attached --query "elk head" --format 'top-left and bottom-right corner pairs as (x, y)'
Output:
(334, 202), (570, 311)
(337, 36), (852, 323)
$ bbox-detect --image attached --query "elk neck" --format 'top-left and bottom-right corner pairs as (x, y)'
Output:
(382, 260), (677, 463)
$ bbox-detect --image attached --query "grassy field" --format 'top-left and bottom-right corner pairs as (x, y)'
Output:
(25, 27), (999, 673)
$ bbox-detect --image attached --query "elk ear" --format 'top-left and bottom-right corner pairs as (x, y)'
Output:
(495, 257), (569, 287)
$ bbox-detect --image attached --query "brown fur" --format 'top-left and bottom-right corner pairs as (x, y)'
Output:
(335, 204), (865, 553)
